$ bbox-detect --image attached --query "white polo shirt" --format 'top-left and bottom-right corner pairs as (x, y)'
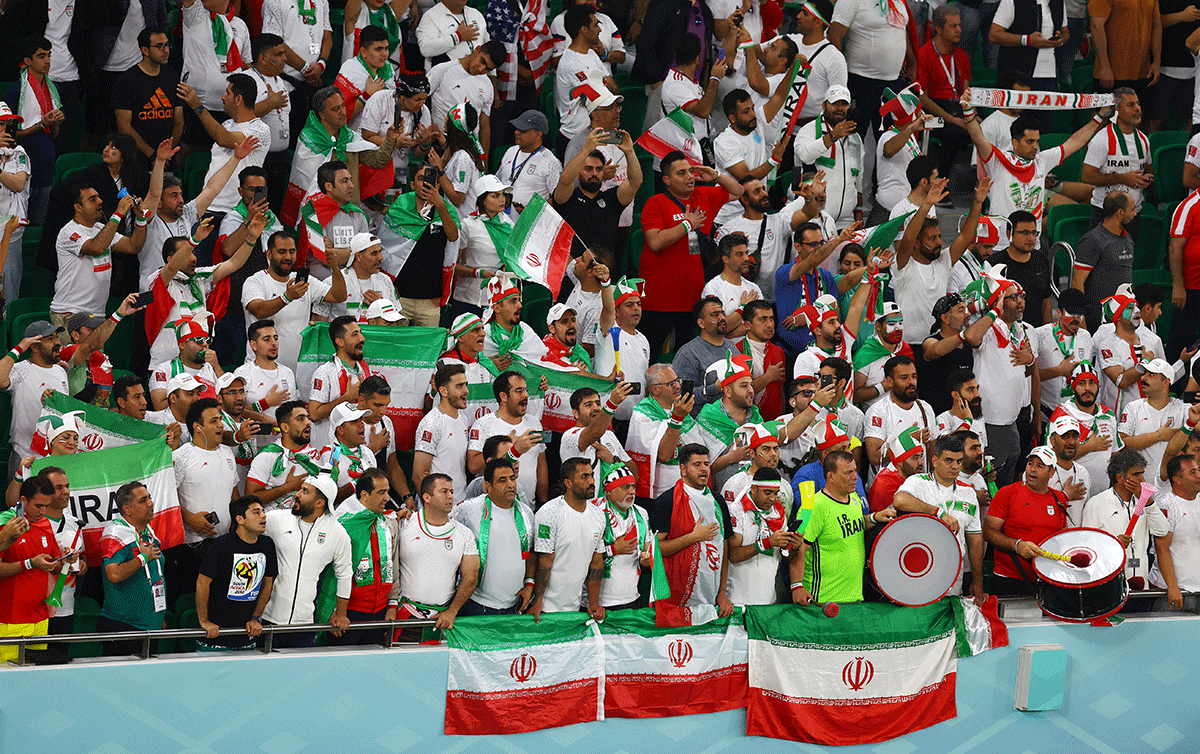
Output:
(1148, 491), (1200, 591)
(1118, 397), (1189, 482)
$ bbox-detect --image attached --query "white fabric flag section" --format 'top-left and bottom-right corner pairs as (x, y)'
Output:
(33, 392), (167, 454)
(636, 107), (704, 166)
(500, 194), (578, 300)
(969, 88), (1114, 110)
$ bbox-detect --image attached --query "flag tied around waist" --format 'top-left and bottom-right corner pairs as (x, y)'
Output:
(969, 88), (1114, 110)
(31, 438), (183, 568)
(463, 355), (616, 433)
(297, 324), (446, 450)
(444, 598), (1005, 739)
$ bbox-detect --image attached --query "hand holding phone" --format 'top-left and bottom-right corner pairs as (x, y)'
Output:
(681, 379), (695, 397)
(294, 266), (310, 285)
(132, 290), (155, 309)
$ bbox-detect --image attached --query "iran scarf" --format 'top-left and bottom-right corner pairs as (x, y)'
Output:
(744, 598), (1007, 745)
(209, 9), (243, 73)
(283, 112), (380, 227)
(33, 392), (166, 455)
(462, 355), (615, 432)
(16, 68), (61, 133)
(377, 191), (461, 305)
(626, 397), (700, 499)
(32, 439), (183, 568)
(445, 613), (605, 735)
(637, 107), (703, 166)
(300, 194), (368, 267)
(500, 194), (578, 299)
(296, 324), (445, 450)
(143, 267), (226, 344)
(599, 607), (748, 718)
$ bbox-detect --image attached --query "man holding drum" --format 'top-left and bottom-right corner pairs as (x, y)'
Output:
(893, 435), (987, 604)
(984, 446), (1070, 596)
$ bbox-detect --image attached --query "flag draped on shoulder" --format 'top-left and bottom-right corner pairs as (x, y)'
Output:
(377, 191), (461, 305)
(296, 324), (445, 449)
(283, 111), (378, 227)
(32, 439), (182, 567)
(33, 392), (166, 455)
(501, 194), (577, 300)
(600, 607), (748, 718)
(636, 107), (703, 166)
(445, 613), (605, 735)
(462, 355), (615, 432)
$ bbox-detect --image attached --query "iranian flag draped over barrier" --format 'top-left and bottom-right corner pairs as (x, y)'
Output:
(33, 392), (166, 454)
(31, 438), (183, 567)
(296, 324), (445, 450)
(744, 599), (1007, 745)
(462, 355), (616, 432)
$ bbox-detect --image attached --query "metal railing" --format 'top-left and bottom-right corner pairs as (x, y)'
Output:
(994, 589), (1197, 619)
(0, 618), (439, 666)
(1048, 240), (1077, 298)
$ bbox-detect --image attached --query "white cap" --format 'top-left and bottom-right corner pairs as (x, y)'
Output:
(825, 84), (851, 104)
(350, 232), (382, 254)
(474, 174), (511, 196)
(1047, 414), (1080, 437)
(880, 301), (903, 319)
(305, 475), (339, 505)
(216, 373), (246, 392)
(586, 90), (625, 113)
(330, 403), (369, 427)
(365, 298), (405, 322)
(167, 373), (203, 394)
(1136, 358), (1173, 377)
(545, 303), (576, 328)
(1029, 446), (1057, 466)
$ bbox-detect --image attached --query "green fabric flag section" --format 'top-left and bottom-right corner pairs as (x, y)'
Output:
(464, 356), (616, 433)
(745, 601), (957, 648)
(598, 606), (742, 638)
(446, 611), (596, 650)
(854, 210), (915, 251)
(39, 391), (166, 450)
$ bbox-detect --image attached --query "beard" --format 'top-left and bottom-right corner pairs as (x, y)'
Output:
(969, 396), (983, 419)
(580, 176), (603, 193)
(1074, 391), (1097, 409)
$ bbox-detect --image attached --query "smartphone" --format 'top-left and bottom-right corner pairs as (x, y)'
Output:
(820, 373), (834, 388)
(533, 431), (549, 444)
(716, 48), (726, 62)
(131, 289), (155, 309)
(626, 382), (642, 395)
(294, 266), (310, 285)
(4, 119), (18, 136)
(204, 511), (220, 526)
(394, 97), (406, 131)
(681, 379), (695, 397)
(925, 116), (945, 129)
(117, 187), (129, 200)
(254, 421), (274, 436)
(423, 166), (440, 188)
(598, 129), (624, 145)
(252, 185), (267, 205)
(1189, 335), (1200, 352)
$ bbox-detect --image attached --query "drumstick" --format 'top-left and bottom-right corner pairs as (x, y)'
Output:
(1122, 482), (1158, 538)
(1041, 550), (1092, 568)
(813, 601), (839, 618)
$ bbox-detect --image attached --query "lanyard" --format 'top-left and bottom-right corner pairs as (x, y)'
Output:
(509, 147), (543, 183)
(936, 48), (956, 89)
(477, 496), (529, 581)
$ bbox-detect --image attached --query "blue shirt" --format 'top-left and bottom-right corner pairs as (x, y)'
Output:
(774, 265), (837, 355)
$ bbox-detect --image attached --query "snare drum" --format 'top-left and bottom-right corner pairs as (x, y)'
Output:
(1034, 528), (1128, 622)
(869, 513), (963, 606)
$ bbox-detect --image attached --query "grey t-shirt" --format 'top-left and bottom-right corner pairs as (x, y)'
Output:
(1075, 224), (1134, 324)
(672, 336), (738, 415)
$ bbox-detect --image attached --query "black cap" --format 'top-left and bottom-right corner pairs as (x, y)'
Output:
(1058, 287), (1087, 316)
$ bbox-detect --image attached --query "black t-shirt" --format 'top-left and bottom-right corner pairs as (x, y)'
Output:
(198, 532), (278, 632)
(917, 338), (974, 414)
(1162, 0), (1200, 70)
(553, 186), (626, 255)
(989, 247), (1052, 327)
(395, 220), (449, 298)
(111, 64), (181, 150)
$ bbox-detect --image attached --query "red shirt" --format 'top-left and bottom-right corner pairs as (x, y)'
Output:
(915, 40), (971, 101)
(0, 515), (61, 624)
(988, 482), (1068, 580)
(638, 186), (729, 312)
(1170, 189), (1200, 289)
(868, 469), (906, 514)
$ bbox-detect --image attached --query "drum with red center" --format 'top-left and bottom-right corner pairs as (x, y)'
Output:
(1034, 527), (1128, 622)
(869, 513), (963, 606)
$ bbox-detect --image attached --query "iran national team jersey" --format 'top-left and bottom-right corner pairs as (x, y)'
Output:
(1148, 492), (1200, 591)
(308, 357), (373, 448)
(1042, 461), (1092, 526)
(1118, 398), (1189, 482)
(234, 361), (299, 449)
(247, 444), (320, 510)
(558, 427), (631, 468)
(933, 410), (989, 450)
(897, 473), (982, 567)
(397, 510), (478, 608)
(174, 443), (240, 544)
(981, 145), (1065, 251)
(727, 494), (787, 606)
(415, 407), (471, 501)
(149, 361), (219, 401)
(793, 328), (853, 379)
(1049, 399), (1119, 490)
(534, 497), (606, 612)
(596, 499), (651, 607)
(864, 396), (936, 462)
(468, 412), (544, 505)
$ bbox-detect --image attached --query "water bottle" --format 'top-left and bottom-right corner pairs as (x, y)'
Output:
(983, 455), (999, 498)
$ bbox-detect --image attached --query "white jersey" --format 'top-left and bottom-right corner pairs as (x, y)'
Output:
(246, 444), (320, 510)
(594, 328), (651, 421)
(6, 362), (68, 460)
(242, 271), (332, 372)
(263, 509), (353, 625)
(414, 406), (471, 501)
(468, 412), (545, 504)
(1118, 398), (1189, 482)
(864, 396), (936, 465)
(596, 499), (650, 607)
(1083, 125), (1150, 210)
(494, 146), (563, 212)
(1148, 492), (1200, 591)
(565, 286), (603, 349)
(397, 511), (478, 607)
(53, 221), (125, 315)
(481, 321), (549, 363)
(173, 443), (239, 544)
(933, 410), (989, 450)
(1095, 331), (1144, 414)
(149, 361), (219, 401)
(307, 356), (373, 447)
(558, 426), (631, 467)
(1044, 461), (1092, 527)
(234, 361), (300, 447)
(981, 145), (1064, 250)
(897, 473), (982, 567)
(453, 495), (536, 609)
(1082, 488), (1158, 582)
(974, 320), (1038, 425)
(145, 409), (191, 445)
(141, 203), (200, 289)
(313, 269), (398, 321)
(1032, 323), (1093, 413)
(727, 494), (787, 606)
(534, 497), (606, 612)
(1051, 399), (1119, 490)
(701, 275), (762, 326)
(554, 49), (608, 139)
(262, 0), (332, 77)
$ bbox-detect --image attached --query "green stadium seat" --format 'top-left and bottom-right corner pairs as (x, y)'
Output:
(620, 85), (648, 137)
(1046, 203), (1091, 242)
(1070, 61), (1094, 93)
(184, 151), (212, 200)
(0, 391), (11, 449)
(1133, 215), (1167, 272)
(1149, 130), (1189, 154)
(1051, 216), (1090, 250)
(54, 152), (102, 185)
(5, 296), (50, 348)
(19, 264), (55, 299)
(1152, 144), (1185, 207)
(70, 595), (102, 659)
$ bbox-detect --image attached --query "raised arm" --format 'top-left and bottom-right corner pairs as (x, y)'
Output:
(197, 136), (260, 216)
(948, 178), (990, 264)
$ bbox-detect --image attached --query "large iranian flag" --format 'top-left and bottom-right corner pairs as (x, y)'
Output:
(462, 356), (615, 433)
(445, 613), (604, 735)
(744, 599), (1004, 745)
(296, 324), (445, 450)
(501, 194), (579, 299)
(600, 607), (748, 718)
(33, 392), (165, 454)
(31, 439), (183, 567)
(636, 107), (703, 166)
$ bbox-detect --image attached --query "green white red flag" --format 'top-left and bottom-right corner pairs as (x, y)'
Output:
(297, 324), (445, 450)
(636, 107), (703, 166)
(501, 194), (579, 299)
(33, 392), (166, 454)
(463, 355), (616, 433)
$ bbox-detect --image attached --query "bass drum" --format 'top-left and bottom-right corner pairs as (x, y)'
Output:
(1034, 527), (1128, 622)
(869, 513), (963, 606)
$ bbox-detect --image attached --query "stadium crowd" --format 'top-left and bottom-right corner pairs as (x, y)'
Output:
(2, 0), (1200, 660)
